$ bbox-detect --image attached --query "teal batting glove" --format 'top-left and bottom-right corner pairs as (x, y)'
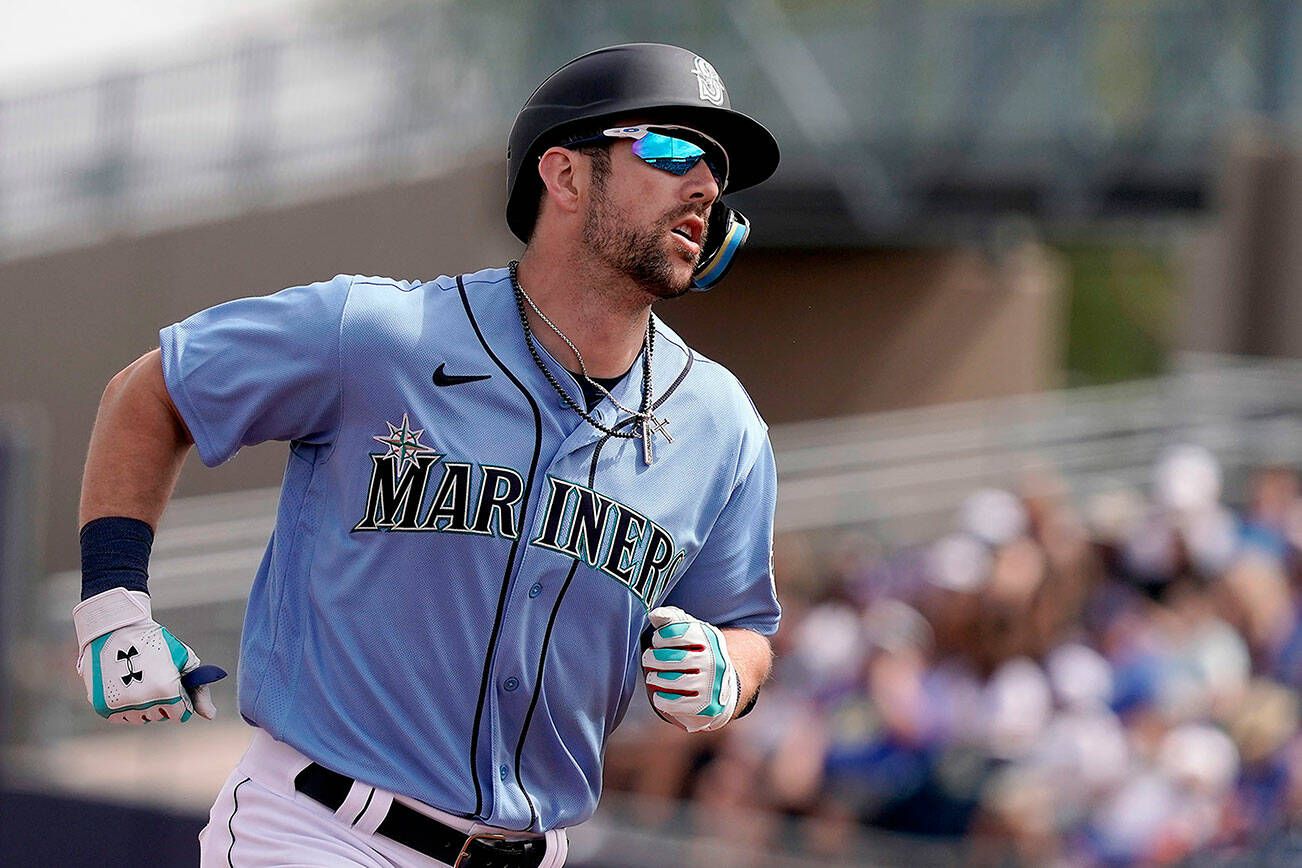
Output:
(73, 588), (226, 723)
(641, 606), (739, 733)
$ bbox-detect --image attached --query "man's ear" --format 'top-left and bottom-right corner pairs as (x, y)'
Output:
(537, 146), (585, 216)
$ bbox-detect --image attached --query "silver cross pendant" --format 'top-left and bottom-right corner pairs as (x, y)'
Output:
(641, 415), (672, 465)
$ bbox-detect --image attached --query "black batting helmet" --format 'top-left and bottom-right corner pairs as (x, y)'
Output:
(506, 43), (780, 245)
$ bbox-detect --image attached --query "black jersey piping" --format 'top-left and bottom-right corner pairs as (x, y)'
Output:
(513, 558), (581, 830)
(226, 777), (251, 867)
(509, 346), (696, 828)
(457, 274), (545, 822)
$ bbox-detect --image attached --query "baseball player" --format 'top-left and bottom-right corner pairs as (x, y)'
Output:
(74, 43), (780, 867)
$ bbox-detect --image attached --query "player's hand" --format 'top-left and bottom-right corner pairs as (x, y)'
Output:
(641, 606), (739, 733)
(73, 587), (227, 723)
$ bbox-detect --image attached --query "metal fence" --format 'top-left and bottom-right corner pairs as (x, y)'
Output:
(3, 1), (1302, 260)
(771, 351), (1302, 544)
(0, 17), (503, 259)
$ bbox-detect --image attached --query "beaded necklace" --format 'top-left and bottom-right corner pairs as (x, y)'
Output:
(508, 260), (672, 464)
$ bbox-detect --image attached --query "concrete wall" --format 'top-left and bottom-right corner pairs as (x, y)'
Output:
(1181, 128), (1302, 357)
(3, 158), (1062, 572)
(660, 242), (1063, 421)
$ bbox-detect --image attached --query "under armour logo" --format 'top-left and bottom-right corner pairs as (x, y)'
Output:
(118, 646), (143, 685)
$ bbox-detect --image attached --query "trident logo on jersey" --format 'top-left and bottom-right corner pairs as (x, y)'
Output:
(691, 56), (726, 106)
(352, 415), (525, 536)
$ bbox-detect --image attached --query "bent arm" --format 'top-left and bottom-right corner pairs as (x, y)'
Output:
(720, 627), (772, 720)
(79, 348), (193, 529)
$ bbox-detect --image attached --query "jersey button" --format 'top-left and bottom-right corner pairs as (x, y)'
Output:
(503, 676), (519, 692)
(528, 583), (542, 598)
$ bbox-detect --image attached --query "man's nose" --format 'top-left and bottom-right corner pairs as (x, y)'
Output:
(682, 159), (719, 203)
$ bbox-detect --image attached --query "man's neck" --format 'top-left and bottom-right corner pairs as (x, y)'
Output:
(513, 251), (651, 378)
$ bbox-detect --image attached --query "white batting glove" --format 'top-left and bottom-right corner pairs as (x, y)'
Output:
(73, 587), (224, 723)
(641, 606), (740, 733)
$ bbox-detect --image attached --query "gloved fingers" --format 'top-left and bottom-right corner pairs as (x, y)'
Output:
(641, 613), (739, 734)
(641, 645), (701, 673)
(180, 663), (227, 719)
(649, 687), (698, 705)
(649, 692), (715, 733)
(647, 612), (711, 655)
(647, 605), (691, 630)
(143, 702), (186, 723)
(107, 708), (133, 724)
(190, 683), (217, 720)
(647, 622), (708, 654)
(650, 685), (704, 707)
(644, 667), (701, 695)
(106, 697), (190, 724)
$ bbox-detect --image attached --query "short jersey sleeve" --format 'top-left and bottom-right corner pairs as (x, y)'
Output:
(664, 436), (781, 636)
(159, 275), (352, 467)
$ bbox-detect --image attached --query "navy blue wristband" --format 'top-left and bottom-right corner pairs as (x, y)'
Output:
(80, 516), (154, 601)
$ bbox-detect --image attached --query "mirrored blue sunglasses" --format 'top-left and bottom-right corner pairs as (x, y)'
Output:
(567, 124), (729, 189)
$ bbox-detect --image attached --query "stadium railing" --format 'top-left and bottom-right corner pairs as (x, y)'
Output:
(17, 351), (1302, 861)
(2, 1), (1296, 259)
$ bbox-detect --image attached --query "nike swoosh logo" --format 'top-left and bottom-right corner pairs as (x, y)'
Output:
(433, 363), (492, 387)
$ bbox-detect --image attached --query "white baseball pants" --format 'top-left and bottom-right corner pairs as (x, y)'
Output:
(199, 728), (568, 867)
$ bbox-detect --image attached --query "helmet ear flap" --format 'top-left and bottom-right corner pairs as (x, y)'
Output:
(691, 205), (749, 290)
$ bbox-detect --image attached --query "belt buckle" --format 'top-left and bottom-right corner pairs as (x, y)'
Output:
(454, 832), (507, 868)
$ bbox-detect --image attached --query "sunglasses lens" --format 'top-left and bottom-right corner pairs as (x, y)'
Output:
(631, 132), (703, 174)
(630, 132), (724, 183)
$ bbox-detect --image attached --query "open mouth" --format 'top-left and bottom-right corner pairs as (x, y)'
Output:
(669, 215), (704, 248)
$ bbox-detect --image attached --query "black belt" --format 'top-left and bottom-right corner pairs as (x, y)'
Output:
(293, 762), (547, 868)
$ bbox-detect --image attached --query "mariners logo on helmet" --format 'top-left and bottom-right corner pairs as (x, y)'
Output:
(692, 56), (726, 106)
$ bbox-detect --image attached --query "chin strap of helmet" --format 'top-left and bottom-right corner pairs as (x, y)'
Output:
(691, 203), (750, 290)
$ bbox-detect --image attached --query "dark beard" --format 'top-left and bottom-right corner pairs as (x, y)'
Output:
(583, 183), (705, 299)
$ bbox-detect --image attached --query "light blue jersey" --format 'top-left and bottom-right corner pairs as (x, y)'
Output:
(159, 266), (780, 832)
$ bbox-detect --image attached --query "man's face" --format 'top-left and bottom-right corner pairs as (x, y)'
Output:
(580, 131), (721, 299)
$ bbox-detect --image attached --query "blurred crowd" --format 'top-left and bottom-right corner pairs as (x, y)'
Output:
(606, 446), (1302, 866)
